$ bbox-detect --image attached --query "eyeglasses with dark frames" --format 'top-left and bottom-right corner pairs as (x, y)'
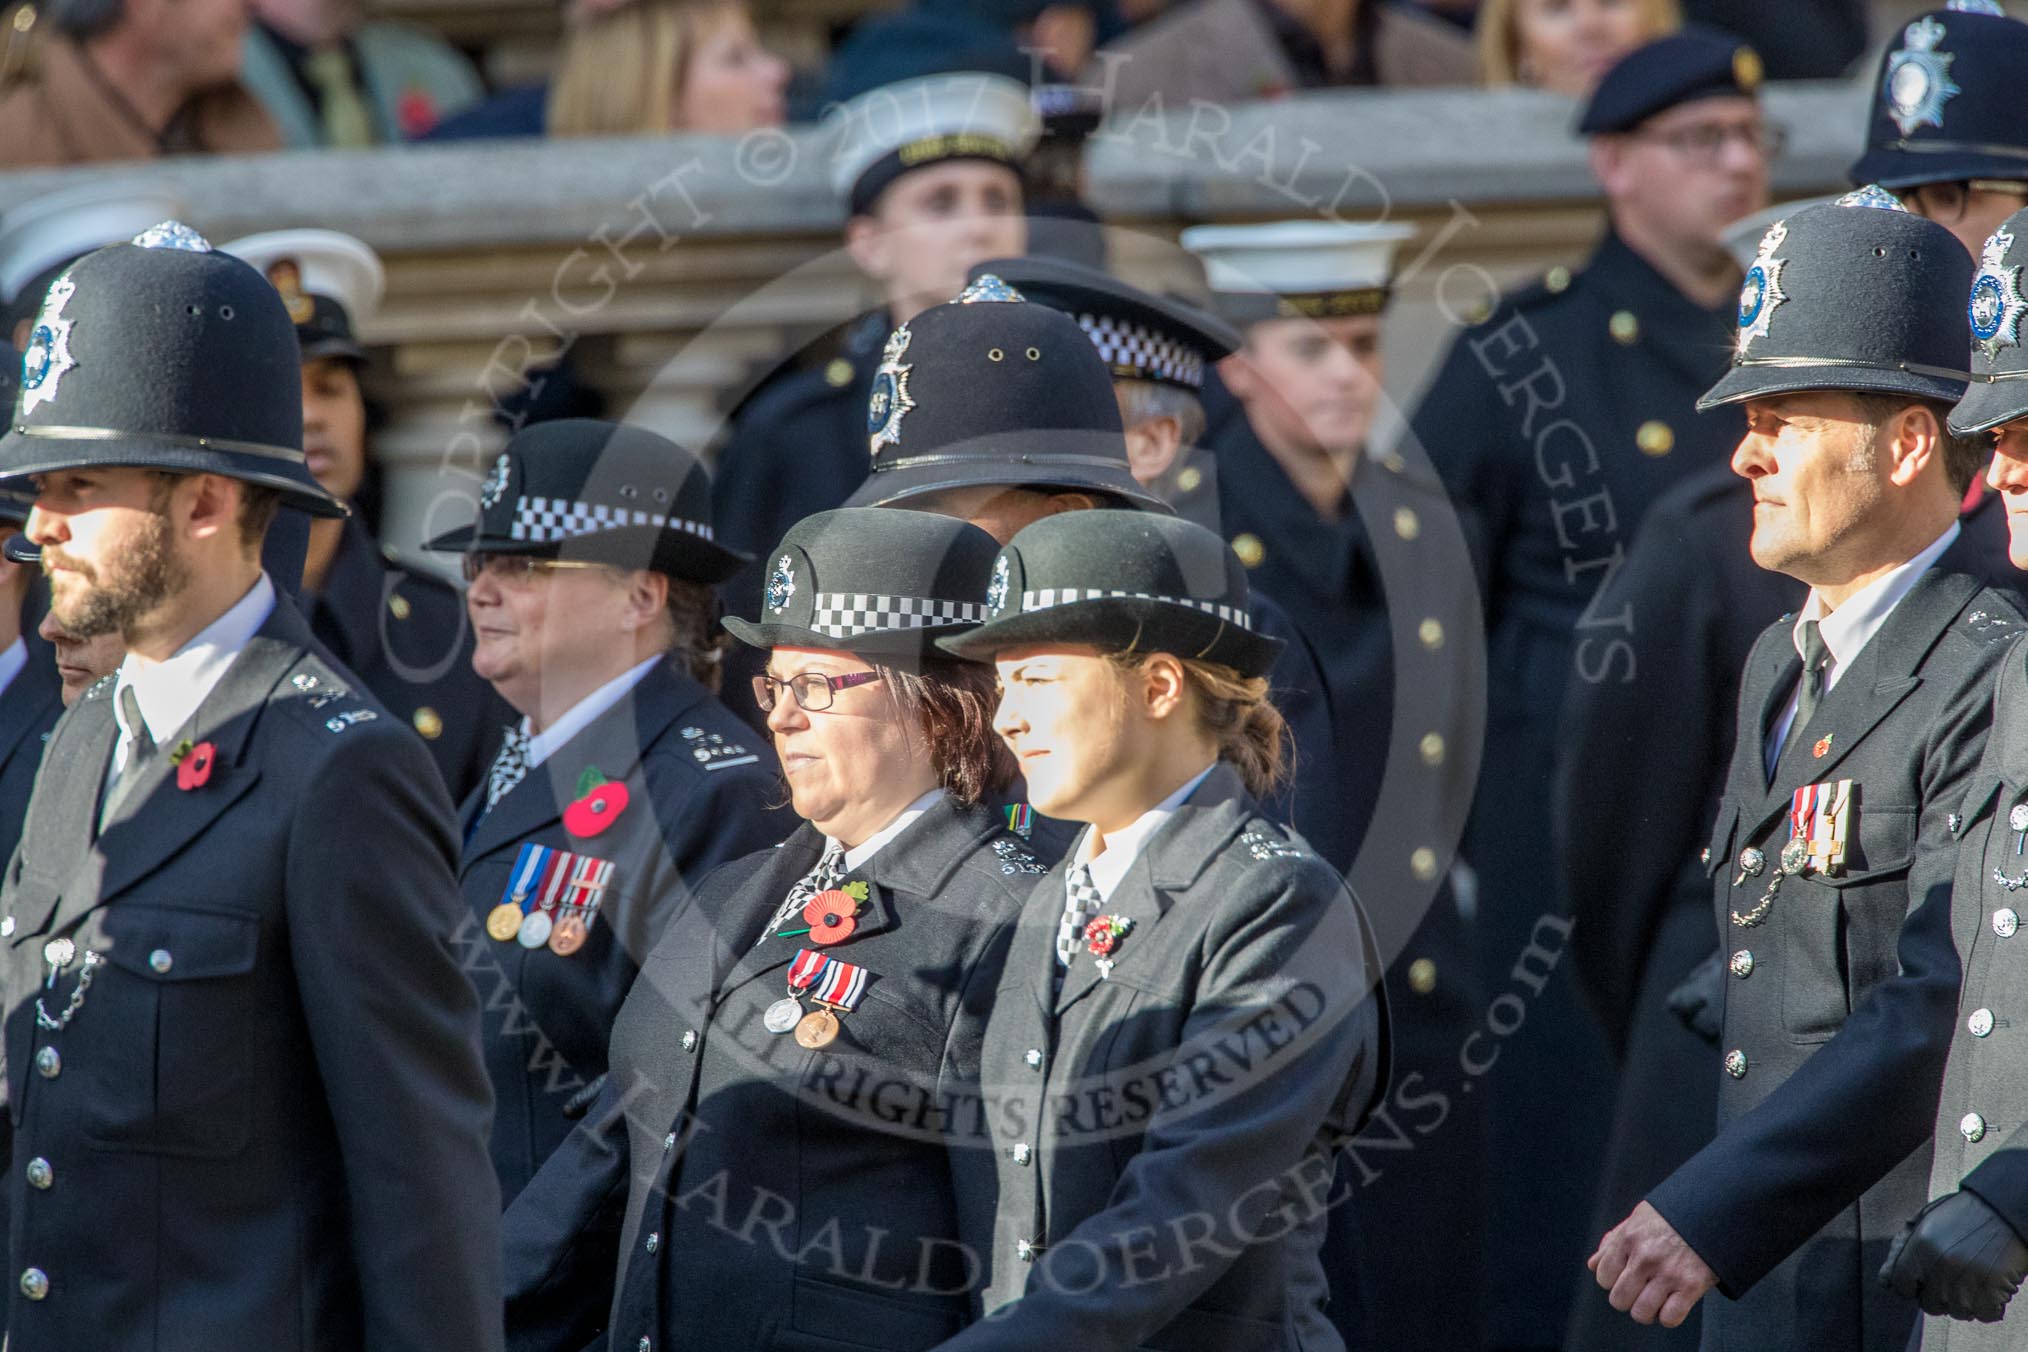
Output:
(1900, 179), (2028, 226)
(461, 553), (614, 585)
(752, 669), (883, 713)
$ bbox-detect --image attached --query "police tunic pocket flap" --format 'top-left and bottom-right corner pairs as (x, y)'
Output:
(97, 908), (259, 981)
(1805, 803), (1916, 885)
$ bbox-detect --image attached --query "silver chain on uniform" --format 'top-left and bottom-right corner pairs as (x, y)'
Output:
(36, 951), (101, 1031)
(754, 843), (846, 949)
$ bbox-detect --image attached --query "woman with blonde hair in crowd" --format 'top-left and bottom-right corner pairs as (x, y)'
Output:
(1478, 0), (1678, 96)
(427, 0), (786, 139)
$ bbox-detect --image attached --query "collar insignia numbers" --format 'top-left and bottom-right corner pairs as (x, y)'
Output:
(1737, 221), (1789, 355)
(1834, 184), (1909, 212)
(956, 274), (1024, 304)
(175, 740), (216, 791)
(1084, 914), (1133, 977)
(766, 555), (796, 614)
(987, 555), (1011, 615)
(867, 324), (917, 458)
(19, 276), (78, 417)
(1971, 230), (2026, 359)
(562, 767), (629, 838)
(803, 880), (869, 946)
(131, 220), (212, 252)
(1885, 17), (1959, 138)
(1812, 734), (1832, 759)
(479, 452), (512, 509)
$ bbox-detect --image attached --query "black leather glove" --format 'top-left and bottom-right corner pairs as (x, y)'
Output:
(1881, 1190), (2028, 1323)
(1664, 950), (1725, 1047)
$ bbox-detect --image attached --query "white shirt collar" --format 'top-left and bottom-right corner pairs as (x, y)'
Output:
(1075, 762), (1219, 903)
(838, 788), (947, 873)
(1792, 520), (1959, 690)
(522, 656), (662, 768)
(113, 573), (276, 759)
(0, 638), (24, 700)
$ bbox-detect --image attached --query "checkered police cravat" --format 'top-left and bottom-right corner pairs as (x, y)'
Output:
(485, 726), (532, 810)
(1056, 862), (1103, 970)
(755, 842), (847, 949)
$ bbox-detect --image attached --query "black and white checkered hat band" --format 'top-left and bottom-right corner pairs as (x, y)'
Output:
(809, 592), (989, 639)
(1020, 588), (1250, 627)
(1077, 315), (1204, 388)
(509, 496), (717, 544)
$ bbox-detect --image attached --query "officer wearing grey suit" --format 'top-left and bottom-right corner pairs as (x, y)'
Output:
(930, 510), (1388, 1352)
(1589, 196), (2019, 1352)
(0, 224), (500, 1351)
(502, 509), (1045, 1352)
(1879, 206), (2028, 1345)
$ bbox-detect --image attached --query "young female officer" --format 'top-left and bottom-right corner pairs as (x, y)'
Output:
(931, 509), (1389, 1352)
(501, 507), (1051, 1352)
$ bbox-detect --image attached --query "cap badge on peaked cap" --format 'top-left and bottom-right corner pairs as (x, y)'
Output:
(1947, 1), (2003, 15)
(18, 275), (77, 418)
(867, 325), (918, 458)
(957, 274), (1023, 304)
(480, 451), (512, 509)
(1885, 16), (1960, 138)
(1738, 219), (1791, 355)
(986, 554), (1011, 615)
(265, 258), (315, 325)
(132, 221), (212, 253)
(1972, 228), (2027, 358)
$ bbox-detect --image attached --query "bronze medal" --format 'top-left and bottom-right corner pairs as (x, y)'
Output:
(486, 903), (524, 942)
(793, 1007), (840, 1049)
(548, 913), (588, 956)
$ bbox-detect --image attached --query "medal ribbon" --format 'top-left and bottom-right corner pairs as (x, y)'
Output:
(814, 958), (868, 1012)
(1789, 783), (1818, 845)
(563, 856), (615, 917)
(788, 949), (829, 992)
(506, 843), (564, 914)
(530, 848), (576, 920)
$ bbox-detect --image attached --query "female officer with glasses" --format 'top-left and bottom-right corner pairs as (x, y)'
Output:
(502, 507), (1049, 1352)
(426, 417), (788, 1203)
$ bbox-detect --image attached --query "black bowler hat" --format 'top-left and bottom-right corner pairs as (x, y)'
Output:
(1577, 27), (1764, 136)
(938, 511), (1283, 678)
(964, 255), (1239, 391)
(426, 418), (746, 583)
(224, 229), (383, 366)
(1952, 207), (2028, 434)
(0, 222), (344, 518)
(843, 275), (1169, 512)
(1850, 4), (2028, 191)
(1697, 197), (1975, 410)
(722, 508), (1001, 661)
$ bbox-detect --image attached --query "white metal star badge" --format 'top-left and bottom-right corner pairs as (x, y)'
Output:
(479, 452), (512, 509)
(1971, 230), (2026, 359)
(1736, 220), (1789, 355)
(956, 274), (1024, 304)
(130, 220), (212, 252)
(766, 554), (796, 613)
(866, 324), (916, 458)
(986, 554), (1011, 615)
(18, 275), (78, 418)
(1834, 184), (1909, 213)
(1884, 17), (1959, 138)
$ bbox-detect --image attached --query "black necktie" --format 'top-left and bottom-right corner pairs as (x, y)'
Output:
(1786, 620), (1830, 757)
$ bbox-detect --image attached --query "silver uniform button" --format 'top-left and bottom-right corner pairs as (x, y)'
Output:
(1963, 1112), (1988, 1143)
(644, 1232), (659, 1254)
(681, 1030), (698, 1053)
(24, 1159), (51, 1190)
(1010, 1143), (1032, 1166)
(149, 949), (172, 975)
(1023, 1049), (1043, 1070)
(638, 1339), (652, 1352)
(1970, 1009), (1996, 1038)
(663, 1133), (677, 1152)
(1, 916), (15, 938)
(1997, 909), (2020, 939)
(19, 1268), (47, 1301)
(1015, 1240), (1037, 1263)
(1729, 950), (1755, 979)
(34, 1047), (59, 1079)
(41, 938), (72, 970)
(1724, 1050), (1748, 1079)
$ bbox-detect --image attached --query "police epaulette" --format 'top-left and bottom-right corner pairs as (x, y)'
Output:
(680, 725), (760, 772)
(1237, 829), (1308, 863)
(81, 675), (116, 701)
(1963, 605), (2020, 642)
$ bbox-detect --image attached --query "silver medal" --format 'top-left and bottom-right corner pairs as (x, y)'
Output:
(2009, 804), (2028, 833)
(764, 997), (803, 1034)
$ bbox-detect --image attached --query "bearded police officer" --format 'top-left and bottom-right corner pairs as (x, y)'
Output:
(429, 418), (787, 1201)
(1588, 197), (2016, 1352)
(0, 223), (501, 1350)
(224, 227), (509, 800)
(1855, 2), (2028, 259)
(1879, 207), (2028, 1345)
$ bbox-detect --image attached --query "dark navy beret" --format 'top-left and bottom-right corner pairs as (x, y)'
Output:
(1577, 27), (1764, 136)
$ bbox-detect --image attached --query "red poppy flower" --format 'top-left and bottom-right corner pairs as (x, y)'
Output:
(563, 781), (630, 837)
(176, 741), (216, 791)
(397, 88), (440, 138)
(803, 889), (859, 945)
